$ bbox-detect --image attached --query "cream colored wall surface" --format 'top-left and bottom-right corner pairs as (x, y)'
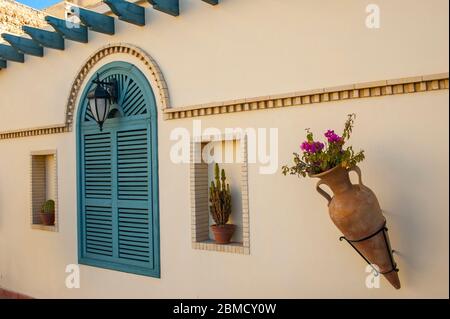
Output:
(0, 0), (448, 298)
(0, 90), (448, 298)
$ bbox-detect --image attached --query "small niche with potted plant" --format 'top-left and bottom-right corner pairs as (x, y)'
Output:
(191, 134), (250, 254)
(31, 150), (58, 231)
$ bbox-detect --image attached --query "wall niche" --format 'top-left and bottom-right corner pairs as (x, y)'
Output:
(190, 133), (250, 254)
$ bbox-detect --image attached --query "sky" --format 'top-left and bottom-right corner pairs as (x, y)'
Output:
(16, 0), (61, 10)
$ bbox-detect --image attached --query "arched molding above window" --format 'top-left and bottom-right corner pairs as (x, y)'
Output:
(66, 43), (170, 131)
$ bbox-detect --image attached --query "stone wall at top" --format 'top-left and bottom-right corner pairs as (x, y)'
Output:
(0, 0), (47, 42)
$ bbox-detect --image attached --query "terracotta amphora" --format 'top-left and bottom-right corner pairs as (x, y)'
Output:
(311, 165), (401, 289)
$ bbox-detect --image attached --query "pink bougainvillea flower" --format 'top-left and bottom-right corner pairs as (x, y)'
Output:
(301, 141), (324, 153)
(325, 130), (342, 143)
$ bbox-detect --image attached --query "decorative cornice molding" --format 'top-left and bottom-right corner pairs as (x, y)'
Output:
(164, 73), (449, 120)
(0, 71), (448, 140)
(0, 124), (68, 140)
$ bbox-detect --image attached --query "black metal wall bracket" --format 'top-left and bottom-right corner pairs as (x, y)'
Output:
(339, 221), (399, 277)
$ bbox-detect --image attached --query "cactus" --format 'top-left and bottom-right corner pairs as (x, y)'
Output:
(41, 199), (55, 214)
(209, 163), (232, 226)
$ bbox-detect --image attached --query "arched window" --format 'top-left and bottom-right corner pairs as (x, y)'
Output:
(77, 61), (160, 277)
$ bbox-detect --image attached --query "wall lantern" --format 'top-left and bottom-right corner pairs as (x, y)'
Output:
(87, 74), (118, 131)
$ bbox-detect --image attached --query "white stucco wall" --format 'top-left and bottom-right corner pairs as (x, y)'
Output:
(0, 0), (448, 298)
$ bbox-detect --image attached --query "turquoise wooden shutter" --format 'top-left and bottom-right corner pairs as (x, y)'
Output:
(77, 62), (159, 278)
(117, 127), (153, 267)
(83, 131), (114, 257)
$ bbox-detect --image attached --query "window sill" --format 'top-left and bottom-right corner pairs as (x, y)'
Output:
(31, 224), (57, 232)
(193, 240), (249, 255)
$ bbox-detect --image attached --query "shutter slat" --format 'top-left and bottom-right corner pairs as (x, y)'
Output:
(86, 232), (112, 239)
(86, 217), (112, 225)
(119, 226), (148, 234)
(119, 234), (149, 243)
(87, 247), (113, 256)
(120, 229), (148, 235)
(125, 97), (146, 116)
(119, 222), (148, 229)
(86, 237), (112, 245)
(119, 240), (149, 248)
(119, 253), (149, 262)
(119, 216), (149, 223)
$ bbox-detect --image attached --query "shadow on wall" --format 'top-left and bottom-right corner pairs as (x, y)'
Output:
(372, 141), (432, 289)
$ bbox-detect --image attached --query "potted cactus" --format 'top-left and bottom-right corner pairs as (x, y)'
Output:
(209, 163), (235, 244)
(40, 199), (55, 226)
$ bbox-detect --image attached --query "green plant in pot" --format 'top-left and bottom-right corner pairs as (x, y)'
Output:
(40, 199), (55, 226)
(209, 163), (235, 244)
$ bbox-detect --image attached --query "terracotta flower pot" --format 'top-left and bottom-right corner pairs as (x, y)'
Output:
(211, 224), (236, 244)
(40, 212), (55, 226)
(311, 165), (401, 289)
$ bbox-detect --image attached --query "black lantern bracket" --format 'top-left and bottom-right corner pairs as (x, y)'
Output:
(92, 75), (118, 103)
(339, 220), (399, 277)
(92, 74), (123, 118)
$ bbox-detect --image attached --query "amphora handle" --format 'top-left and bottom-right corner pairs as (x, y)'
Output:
(349, 165), (364, 187)
(316, 180), (332, 206)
